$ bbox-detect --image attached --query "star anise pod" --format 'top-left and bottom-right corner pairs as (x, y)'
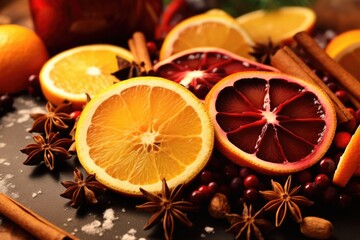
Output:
(20, 132), (73, 171)
(260, 175), (314, 227)
(226, 203), (274, 240)
(136, 178), (195, 240)
(112, 55), (142, 80)
(29, 101), (74, 136)
(249, 39), (281, 65)
(60, 168), (106, 208)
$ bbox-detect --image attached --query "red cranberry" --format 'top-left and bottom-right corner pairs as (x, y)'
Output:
(314, 174), (330, 189)
(146, 41), (158, 56)
(189, 190), (204, 204)
(198, 185), (212, 200)
(239, 167), (253, 179)
(318, 157), (336, 175)
(243, 175), (260, 189)
(229, 177), (243, 195)
(326, 82), (337, 91)
(343, 117), (357, 133)
(70, 110), (82, 120)
(335, 90), (349, 103)
(207, 182), (219, 194)
(27, 74), (43, 97)
(243, 188), (258, 203)
(333, 131), (352, 149)
(347, 107), (356, 118)
(302, 182), (319, 198)
(199, 170), (213, 185)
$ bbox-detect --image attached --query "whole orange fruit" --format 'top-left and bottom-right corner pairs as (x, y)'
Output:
(0, 24), (49, 94)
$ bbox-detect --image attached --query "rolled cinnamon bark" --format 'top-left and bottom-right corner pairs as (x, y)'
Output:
(271, 46), (354, 124)
(0, 193), (78, 240)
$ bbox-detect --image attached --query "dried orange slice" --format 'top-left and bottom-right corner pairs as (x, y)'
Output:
(159, 10), (253, 61)
(236, 7), (316, 44)
(205, 71), (336, 175)
(39, 44), (133, 109)
(325, 29), (360, 81)
(75, 77), (214, 195)
(333, 125), (360, 187)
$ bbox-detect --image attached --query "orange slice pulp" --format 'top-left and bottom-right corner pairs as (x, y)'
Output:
(159, 10), (254, 61)
(39, 44), (133, 109)
(205, 71), (337, 175)
(75, 77), (214, 195)
(236, 6), (316, 44)
(325, 29), (360, 81)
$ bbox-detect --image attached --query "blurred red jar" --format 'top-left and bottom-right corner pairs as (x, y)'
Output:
(28, 0), (163, 54)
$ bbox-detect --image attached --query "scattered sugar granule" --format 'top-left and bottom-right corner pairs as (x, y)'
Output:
(121, 228), (139, 240)
(200, 233), (206, 238)
(32, 190), (42, 198)
(81, 220), (103, 235)
(204, 226), (215, 234)
(0, 173), (18, 198)
(121, 208), (126, 213)
(127, 228), (137, 235)
(121, 233), (136, 240)
(67, 218), (72, 222)
(81, 208), (118, 236)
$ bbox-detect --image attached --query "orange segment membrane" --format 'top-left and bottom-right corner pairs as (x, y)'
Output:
(216, 77), (327, 163)
(86, 85), (203, 185)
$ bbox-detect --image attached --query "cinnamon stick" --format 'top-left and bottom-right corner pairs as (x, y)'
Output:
(128, 32), (153, 74)
(0, 193), (78, 240)
(127, 38), (140, 64)
(271, 46), (353, 123)
(294, 31), (360, 105)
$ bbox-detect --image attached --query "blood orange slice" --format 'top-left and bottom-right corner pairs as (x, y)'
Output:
(205, 71), (337, 175)
(154, 47), (277, 99)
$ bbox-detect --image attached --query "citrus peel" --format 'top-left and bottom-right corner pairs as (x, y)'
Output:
(75, 76), (214, 195)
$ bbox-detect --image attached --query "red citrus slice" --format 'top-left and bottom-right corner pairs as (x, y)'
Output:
(154, 47), (277, 99)
(205, 71), (337, 175)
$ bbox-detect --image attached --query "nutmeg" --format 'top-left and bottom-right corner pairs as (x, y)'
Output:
(208, 193), (230, 218)
(300, 216), (333, 239)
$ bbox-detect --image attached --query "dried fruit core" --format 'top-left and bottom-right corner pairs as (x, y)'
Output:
(215, 77), (327, 164)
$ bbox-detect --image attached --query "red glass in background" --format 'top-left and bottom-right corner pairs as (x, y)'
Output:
(28, 0), (163, 55)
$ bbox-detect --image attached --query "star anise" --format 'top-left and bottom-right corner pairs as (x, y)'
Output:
(20, 132), (73, 171)
(259, 175), (314, 227)
(60, 168), (106, 208)
(226, 203), (273, 240)
(29, 101), (74, 136)
(249, 39), (281, 65)
(112, 55), (142, 80)
(136, 178), (195, 240)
